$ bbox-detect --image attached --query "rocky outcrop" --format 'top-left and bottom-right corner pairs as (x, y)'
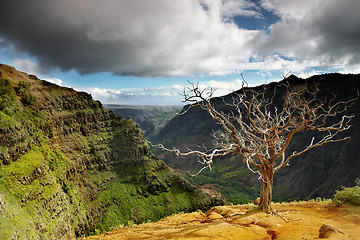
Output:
(319, 224), (348, 239)
(0, 64), (220, 239)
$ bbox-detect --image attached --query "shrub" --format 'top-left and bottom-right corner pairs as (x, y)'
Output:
(333, 179), (360, 206)
(0, 78), (17, 112)
(16, 80), (36, 106)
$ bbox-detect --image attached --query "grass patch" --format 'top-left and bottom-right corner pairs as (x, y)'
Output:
(94, 180), (208, 233)
(184, 169), (259, 204)
(0, 146), (80, 239)
(333, 179), (360, 206)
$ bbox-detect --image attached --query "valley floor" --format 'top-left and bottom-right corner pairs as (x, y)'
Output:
(84, 202), (360, 239)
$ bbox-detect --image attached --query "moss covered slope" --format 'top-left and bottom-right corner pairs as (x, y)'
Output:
(0, 64), (218, 239)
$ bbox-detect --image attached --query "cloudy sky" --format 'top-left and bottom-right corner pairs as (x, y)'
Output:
(1, 0), (359, 105)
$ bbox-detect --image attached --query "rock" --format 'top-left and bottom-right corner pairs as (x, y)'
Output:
(254, 197), (261, 205)
(319, 224), (348, 239)
(229, 215), (258, 226)
(255, 215), (285, 229)
(267, 228), (279, 239)
(209, 206), (237, 217)
(206, 211), (223, 220)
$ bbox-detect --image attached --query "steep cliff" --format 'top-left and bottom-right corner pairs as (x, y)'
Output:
(0, 64), (219, 239)
(152, 73), (360, 202)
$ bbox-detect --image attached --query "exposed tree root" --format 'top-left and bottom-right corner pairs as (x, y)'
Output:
(269, 209), (288, 223)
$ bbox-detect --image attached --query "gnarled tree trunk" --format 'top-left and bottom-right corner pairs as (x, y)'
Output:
(258, 165), (274, 212)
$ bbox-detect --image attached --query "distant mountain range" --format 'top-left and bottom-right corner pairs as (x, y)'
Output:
(151, 73), (360, 203)
(104, 104), (182, 138)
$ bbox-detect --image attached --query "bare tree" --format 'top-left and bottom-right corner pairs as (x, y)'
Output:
(151, 78), (358, 212)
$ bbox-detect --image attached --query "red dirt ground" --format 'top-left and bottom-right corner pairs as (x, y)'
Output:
(85, 202), (360, 240)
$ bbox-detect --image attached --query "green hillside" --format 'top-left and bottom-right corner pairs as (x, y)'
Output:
(0, 64), (220, 239)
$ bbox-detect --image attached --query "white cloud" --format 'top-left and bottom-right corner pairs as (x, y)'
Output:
(255, 0), (360, 69)
(43, 78), (63, 86)
(192, 78), (252, 97)
(220, 0), (261, 18)
(13, 58), (48, 76)
(77, 77), (254, 105)
(79, 85), (183, 104)
(260, 0), (323, 20)
(76, 87), (125, 103)
(172, 84), (184, 91)
(339, 66), (360, 75)
(13, 58), (65, 86)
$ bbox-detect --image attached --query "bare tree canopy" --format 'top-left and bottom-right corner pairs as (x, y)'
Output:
(151, 77), (359, 212)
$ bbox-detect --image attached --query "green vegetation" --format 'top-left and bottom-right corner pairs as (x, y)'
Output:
(16, 80), (36, 106)
(0, 78), (52, 165)
(333, 179), (360, 206)
(0, 146), (75, 239)
(93, 180), (207, 234)
(0, 65), (217, 239)
(154, 150), (260, 204)
(0, 78), (19, 114)
(87, 118), (215, 234)
(183, 161), (260, 204)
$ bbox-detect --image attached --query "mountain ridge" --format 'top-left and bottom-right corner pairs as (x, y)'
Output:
(151, 73), (360, 202)
(104, 104), (182, 138)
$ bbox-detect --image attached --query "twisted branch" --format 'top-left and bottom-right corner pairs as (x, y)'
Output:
(151, 79), (358, 179)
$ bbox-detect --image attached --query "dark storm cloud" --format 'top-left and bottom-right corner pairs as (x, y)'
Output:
(0, 0), (159, 75)
(312, 0), (360, 65)
(1, 0), (360, 78)
(255, 0), (360, 67)
(0, 0), (258, 77)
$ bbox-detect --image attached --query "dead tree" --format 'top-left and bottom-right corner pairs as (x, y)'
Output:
(151, 78), (358, 212)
